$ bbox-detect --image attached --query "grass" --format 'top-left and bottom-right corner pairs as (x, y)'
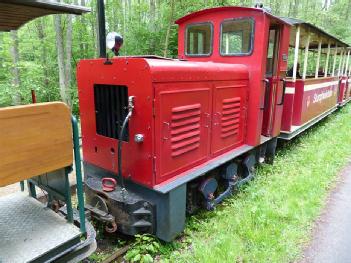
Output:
(158, 104), (351, 263)
(87, 105), (351, 263)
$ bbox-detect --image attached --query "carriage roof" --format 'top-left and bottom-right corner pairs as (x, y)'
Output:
(280, 17), (349, 51)
(0, 0), (90, 32)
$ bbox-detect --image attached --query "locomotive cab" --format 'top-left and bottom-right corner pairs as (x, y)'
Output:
(78, 6), (297, 242)
(176, 6), (291, 142)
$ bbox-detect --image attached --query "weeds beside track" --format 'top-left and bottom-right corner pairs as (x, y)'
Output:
(162, 105), (351, 262)
(89, 105), (351, 263)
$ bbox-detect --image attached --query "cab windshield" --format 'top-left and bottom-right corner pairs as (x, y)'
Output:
(220, 18), (254, 56)
(185, 22), (213, 56)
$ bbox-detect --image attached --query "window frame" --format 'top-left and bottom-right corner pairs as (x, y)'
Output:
(219, 17), (255, 57)
(185, 21), (214, 57)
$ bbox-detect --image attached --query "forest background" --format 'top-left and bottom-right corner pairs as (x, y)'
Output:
(1, 0), (350, 114)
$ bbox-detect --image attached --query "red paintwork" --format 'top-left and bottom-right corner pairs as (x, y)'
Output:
(281, 77), (339, 131)
(77, 5), (351, 192)
(77, 57), (248, 187)
(347, 77), (351, 100)
(176, 6), (290, 144)
(77, 7), (292, 190)
(345, 77), (350, 101)
(338, 76), (348, 104)
(261, 25), (291, 137)
(280, 81), (295, 131)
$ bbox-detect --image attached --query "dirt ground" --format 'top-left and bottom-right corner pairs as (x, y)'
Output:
(0, 183), (22, 197)
(0, 172), (77, 198)
(300, 159), (351, 263)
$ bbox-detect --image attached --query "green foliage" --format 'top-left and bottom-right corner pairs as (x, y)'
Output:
(1, 0), (351, 109)
(88, 251), (110, 262)
(125, 234), (160, 263)
(159, 105), (351, 262)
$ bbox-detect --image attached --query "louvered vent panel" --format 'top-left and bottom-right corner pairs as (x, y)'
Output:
(94, 84), (129, 141)
(221, 97), (241, 138)
(170, 103), (201, 157)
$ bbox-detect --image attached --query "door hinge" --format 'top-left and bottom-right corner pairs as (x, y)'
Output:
(152, 98), (156, 117)
(152, 156), (157, 175)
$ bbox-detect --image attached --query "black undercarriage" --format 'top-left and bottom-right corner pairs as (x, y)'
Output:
(84, 138), (277, 241)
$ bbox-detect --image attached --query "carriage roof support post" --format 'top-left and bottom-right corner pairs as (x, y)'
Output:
(315, 38), (322, 78)
(332, 44), (338, 76)
(341, 50), (346, 76)
(342, 50), (347, 75)
(343, 50), (350, 76)
(292, 26), (301, 81)
(302, 32), (311, 80)
(324, 41), (331, 77)
(342, 50), (350, 75)
(338, 49), (344, 77)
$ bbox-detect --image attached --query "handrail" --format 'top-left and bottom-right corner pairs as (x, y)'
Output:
(72, 116), (86, 234)
(260, 79), (270, 110)
(277, 79), (286, 106)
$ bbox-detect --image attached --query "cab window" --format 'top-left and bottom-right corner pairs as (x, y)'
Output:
(220, 18), (254, 56)
(186, 23), (213, 56)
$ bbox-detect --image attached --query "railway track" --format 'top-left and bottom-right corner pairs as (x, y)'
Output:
(100, 245), (130, 263)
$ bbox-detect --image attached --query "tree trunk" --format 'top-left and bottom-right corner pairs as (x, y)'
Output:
(163, 0), (175, 57)
(0, 33), (3, 72)
(78, 0), (87, 55)
(36, 18), (49, 91)
(10, 30), (21, 105)
(123, 0), (127, 37)
(288, 0), (293, 17)
(149, 0), (156, 54)
(65, 13), (73, 101)
(54, 14), (71, 107)
(128, 0), (132, 22)
(346, 0), (351, 21)
(293, 0), (299, 17)
(90, 2), (98, 57)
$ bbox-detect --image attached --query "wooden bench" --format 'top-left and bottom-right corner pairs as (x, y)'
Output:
(0, 102), (73, 187)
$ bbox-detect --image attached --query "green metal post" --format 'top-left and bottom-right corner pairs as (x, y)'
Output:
(28, 181), (37, 198)
(72, 116), (86, 234)
(65, 167), (74, 223)
(20, 181), (25, 191)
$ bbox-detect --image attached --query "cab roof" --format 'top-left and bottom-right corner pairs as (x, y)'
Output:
(175, 6), (290, 25)
(0, 0), (90, 32)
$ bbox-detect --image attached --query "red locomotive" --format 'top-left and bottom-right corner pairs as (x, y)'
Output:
(77, 5), (350, 241)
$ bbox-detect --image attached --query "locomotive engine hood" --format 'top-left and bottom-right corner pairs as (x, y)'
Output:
(77, 57), (249, 189)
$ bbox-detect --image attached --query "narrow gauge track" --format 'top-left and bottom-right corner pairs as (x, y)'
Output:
(100, 245), (130, 263)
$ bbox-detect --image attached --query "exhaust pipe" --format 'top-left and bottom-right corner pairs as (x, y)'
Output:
(97, 0), (106, 58)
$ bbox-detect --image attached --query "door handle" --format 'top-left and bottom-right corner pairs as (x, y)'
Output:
(277, 78), (286, 106)
(204, 113), (211, 128)
(162, 122), (170, 140)
(213, 112), (221, 126)
(260, 78), (270, 110)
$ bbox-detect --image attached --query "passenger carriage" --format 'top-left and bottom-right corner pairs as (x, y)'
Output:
(279, 18), (350, 139)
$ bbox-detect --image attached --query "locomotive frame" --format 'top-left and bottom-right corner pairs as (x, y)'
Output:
(1, 1), (349, 248)
(77, 5), (350, 241)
